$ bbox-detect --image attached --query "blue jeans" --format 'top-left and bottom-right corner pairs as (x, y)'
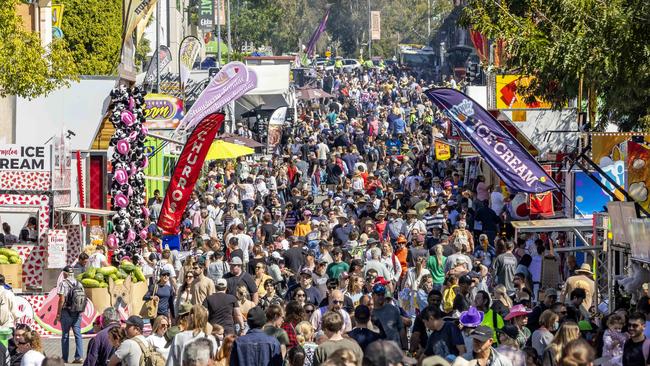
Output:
(61, 309), (83, 361)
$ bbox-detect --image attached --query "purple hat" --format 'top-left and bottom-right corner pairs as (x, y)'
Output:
(459, 306), (484, 328)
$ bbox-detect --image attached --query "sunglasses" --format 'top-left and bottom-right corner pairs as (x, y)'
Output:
(296, 293), (306, 298)
(160, 323), (169, 327)
(305, 308), (315, 313)
(332, 300), (343, 305)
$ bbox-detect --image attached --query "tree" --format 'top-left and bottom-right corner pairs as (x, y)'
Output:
(60, 0), (123, 75)
(0, 0), (78, 99)
(461, 0), (650, 131)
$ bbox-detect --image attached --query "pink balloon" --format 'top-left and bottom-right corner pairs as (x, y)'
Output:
(121, 110), (135, 126)
(141, 126), (149, 136)
(106, 234), (118, 249)
(142, 207), (150, 218)
(128, 96), (135, 110)
(142, 155), (149, 168)
(116, 139), (130, 155)
(127, 186), (133, 197)
(139, 229), (148, 240)
(114, 168), (128, 185)
(130, 163), (138, 176)
(114, 193), (129, 208)
(126, 229), (136, 243)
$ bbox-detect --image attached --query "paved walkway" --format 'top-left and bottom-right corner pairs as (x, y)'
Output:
(42, 338), (91, 365)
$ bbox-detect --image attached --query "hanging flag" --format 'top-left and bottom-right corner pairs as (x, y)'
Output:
(123, 0), (160, 45)
(158, 113), (225, 233)
(306, 7), (330, 58)
(178, 36), (202, 87)
(435, 140), (451, 160)
(144, 45), (172, 85)
(176, 61), (257, 132)
(529, 192), (554, 217)
(425, 88), (559, 193)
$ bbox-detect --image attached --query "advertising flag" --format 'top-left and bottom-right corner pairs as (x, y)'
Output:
(370, 11), (381, 40)
(198, 0), (215, 31)
(425, 88), (559, 193)
(179, 36), (202, 87)
(158, 113), (224, 233)
(123, 0), (160, 43)
(306, 8), (330, 57)
(177, 61), (257, 132)
(144, 45), (172, 85)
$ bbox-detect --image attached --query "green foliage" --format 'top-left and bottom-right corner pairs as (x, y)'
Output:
(59, 0), (122, 75)
(135, 36), (152, 72)
(0, 0), (78, 99)
(461, 0), (650, 131)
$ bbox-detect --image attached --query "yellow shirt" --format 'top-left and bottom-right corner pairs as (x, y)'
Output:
(293, 222), (312, 237)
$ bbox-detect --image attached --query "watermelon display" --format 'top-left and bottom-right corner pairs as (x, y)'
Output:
(94, 273), (105, 282)
(97, 266), (118, 276)
(119, 262), (136, 273)
(81, 279), (100, 288)
(132, 267), (145, 282)
(0, 255), (8, 264)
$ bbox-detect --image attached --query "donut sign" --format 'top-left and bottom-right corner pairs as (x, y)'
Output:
(142, 94), (184, 129)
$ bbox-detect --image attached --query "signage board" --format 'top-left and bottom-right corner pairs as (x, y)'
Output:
(143, 94), (184, 129)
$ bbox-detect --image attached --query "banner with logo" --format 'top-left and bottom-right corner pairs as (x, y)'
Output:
(123, 0), (160, 43)
(425, 88), (559, 193)
(199, 0), (214, 31)
(158, 114), (225, 233)
(0, 145), (50, 171)
(434, 140), (451, 160)
(627, 140), (650, 211)
(177, 61), (257, 132)
(371, 11), (381, 40)
(179, 36), (202, 87)
(144, 45), (173, 85)
(143, 94), (184, 129)
(269, 107), (287, 125)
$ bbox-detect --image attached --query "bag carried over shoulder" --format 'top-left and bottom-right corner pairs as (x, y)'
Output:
(133, 337), (166, 366)
(140, 283), (159, 319)
(65, 279), (87, 313)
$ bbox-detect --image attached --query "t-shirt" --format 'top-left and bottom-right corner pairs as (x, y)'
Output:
(203, 292), (239, 334)
(371, 304), (403, 344)
(348, 327), (381, 352)
(263, 325), (290, 346)
(622, 338), (648, 366)
(115, 335), (147, 366)
(223, 272), (258, 298)
(20, 350), (45, 366)
(261, 223), (277, 245)
(325, 262), (349, 280)
(89, 252), (107, 268)
(313, 338), (363, 366)
(424, 321), (464, 357)
(283, 247), (305, 274)
(494, 252), (518, 294)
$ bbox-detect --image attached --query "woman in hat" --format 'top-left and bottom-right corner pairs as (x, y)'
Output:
(459, 306), (484, 354)
(504, 304), (532, 348)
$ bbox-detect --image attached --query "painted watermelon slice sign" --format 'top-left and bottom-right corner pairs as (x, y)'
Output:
(34, 288), (98, 334)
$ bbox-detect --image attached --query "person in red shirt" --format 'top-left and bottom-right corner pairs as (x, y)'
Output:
(375, 211), (387, 239)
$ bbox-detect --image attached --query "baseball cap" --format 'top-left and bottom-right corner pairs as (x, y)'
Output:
(62, 266), (74, 274)
(363, 340), (417, 366)
(160, 269), (171, 276)
(469, 326), (493, 342)
(421, 356), (451, 366)
(300, 268), (313, 276)
(125, 315), (144, 331)
(177, 303), (192, 316)
(215, 279), (227, 290)
(229, 256), (243, 265)
(498, 324), (519, 340)
(372, 283), (387, 295)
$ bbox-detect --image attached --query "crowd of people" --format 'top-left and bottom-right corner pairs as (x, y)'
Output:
(0, 64), (642, 366)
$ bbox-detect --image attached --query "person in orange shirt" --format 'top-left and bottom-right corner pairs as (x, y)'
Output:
(394, 235), (409, 281)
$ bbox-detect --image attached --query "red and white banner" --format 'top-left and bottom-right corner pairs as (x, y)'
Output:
(157, 113), (224, 233)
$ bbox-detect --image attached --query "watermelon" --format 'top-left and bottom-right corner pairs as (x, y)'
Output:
(8, 255), (20, 264)
(132, 267), (146, 282)
(0, 255), (8, 264)
(115, 279), (124, 285)
(94, 273), (105, 282)
(0, 248), (19, 257)
(109, 273), (118, 281)
(117, 269), (128, 279)
(99, 282), (108, 288)
(75, 274), (84, 282)
(83, 267), (97, 279)
(97, 266), (118, 276)
(81, 279), (100, 288)
(119, 262), (136, 273)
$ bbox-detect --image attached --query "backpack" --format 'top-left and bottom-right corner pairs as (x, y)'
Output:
(65, 279), (87, 313)
(442, 284), (457, 313)
(133, 337), (166, 366)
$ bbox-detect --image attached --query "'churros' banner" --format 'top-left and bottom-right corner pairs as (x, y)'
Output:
(158, 114), (224, 233)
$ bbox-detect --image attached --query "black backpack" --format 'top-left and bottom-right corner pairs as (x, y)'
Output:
(65, 279), (87, 313)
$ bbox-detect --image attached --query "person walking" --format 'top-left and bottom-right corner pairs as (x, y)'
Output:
(203, 279), (245, 336)
(313, 311), (363, 366)
(230, 306), (283, 366)
(83, 307), (121, 366)
(108, 316), (148, 366)
(56, 266), (85, 364)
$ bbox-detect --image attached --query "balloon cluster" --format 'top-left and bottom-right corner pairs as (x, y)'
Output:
(107, 85), (149, 260)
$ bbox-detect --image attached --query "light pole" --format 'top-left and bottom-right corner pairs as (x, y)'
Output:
(427, 0), (431, 40)
(155, 0), (160, 92)
(227, 0), (231, 62)
(368, 0), (372, 59)
(216, 0), (222, 67)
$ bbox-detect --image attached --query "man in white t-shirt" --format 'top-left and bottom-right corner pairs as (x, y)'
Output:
(234, 223), (254, 266)
(109, 316), (147, 366)
(88, 246), (109, 269)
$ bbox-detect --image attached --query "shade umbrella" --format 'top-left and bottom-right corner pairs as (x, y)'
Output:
(206, 140), (254, 160)
(218, 133), (265, 148)
(295, 87), (332, 100)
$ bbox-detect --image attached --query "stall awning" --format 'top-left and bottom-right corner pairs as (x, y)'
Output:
(56, 207), (116, 217)
(511, 218), (592, 232)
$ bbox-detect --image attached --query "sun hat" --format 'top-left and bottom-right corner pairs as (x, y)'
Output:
(504, 304), (532, 320)
(575, 263), (593, 276)
(443, 180), (452, 189)
(459, 307), (484, 328)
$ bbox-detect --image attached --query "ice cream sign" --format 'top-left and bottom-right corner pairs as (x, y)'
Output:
(143, 93), (184, 129)
(0, 145), (50, 171)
